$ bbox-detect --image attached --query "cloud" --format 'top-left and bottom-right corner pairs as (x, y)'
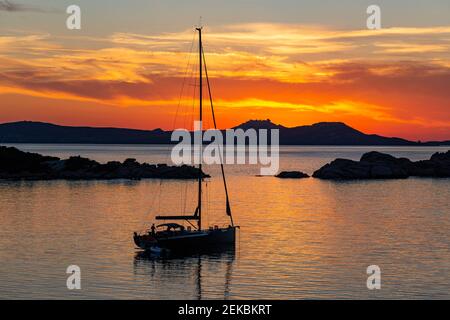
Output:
(1, 24), (449, 86)
(111, 24), (450, 60)
(0, 0), (57, 13)
(0, 23), (449, 139)
(0, 0), (22, 11)
(108, 24), (450, 83)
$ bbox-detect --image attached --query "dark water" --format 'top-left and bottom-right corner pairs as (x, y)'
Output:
(1, 145), (449, 299)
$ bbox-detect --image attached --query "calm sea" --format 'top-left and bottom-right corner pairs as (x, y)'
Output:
(1, 145), (449, 299)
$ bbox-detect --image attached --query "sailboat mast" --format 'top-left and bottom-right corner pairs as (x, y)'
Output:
(197, 27), (203, 231)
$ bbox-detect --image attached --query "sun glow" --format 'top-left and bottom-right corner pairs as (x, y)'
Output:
(0, 23), (449, 140)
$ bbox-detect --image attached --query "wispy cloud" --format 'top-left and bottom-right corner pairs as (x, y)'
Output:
(0, 0), (58, 13)
(0, 0), (22, 11)
(0, 23), (449, 139)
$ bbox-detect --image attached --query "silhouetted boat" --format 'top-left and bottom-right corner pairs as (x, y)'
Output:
(133, 27), (239, 252)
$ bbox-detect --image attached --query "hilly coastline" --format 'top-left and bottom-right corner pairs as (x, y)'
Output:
(1, 120), (449, 146)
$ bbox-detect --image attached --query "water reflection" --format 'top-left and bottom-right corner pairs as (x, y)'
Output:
(2, 145), (450, 299)
(134, 247), (236, 300)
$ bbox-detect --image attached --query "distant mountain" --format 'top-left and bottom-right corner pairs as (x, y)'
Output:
(233, 119), (286, 130)
(0, 120), (449, 146)
(0, 121), (171, 144)
(235, 119), (450, 146)
(278, 121), (416, 145)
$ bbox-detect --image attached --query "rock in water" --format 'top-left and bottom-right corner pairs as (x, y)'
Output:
(312, 159), (371, 180)
(359, 151), (411, 178)
(0, 146), (208, 180)
(413, 150), (450, 177)
(313, 151), (450, 180)
(276, 171), (309, 179)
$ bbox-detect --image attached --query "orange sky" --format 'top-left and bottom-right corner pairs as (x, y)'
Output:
(1, 23), (450, 141)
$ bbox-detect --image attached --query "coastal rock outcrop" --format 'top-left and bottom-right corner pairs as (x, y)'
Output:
(276, 171), (310, 179)
(0, 146), (208, 180)
(412, 151), (450, 177)
(313, 151), (450, 180)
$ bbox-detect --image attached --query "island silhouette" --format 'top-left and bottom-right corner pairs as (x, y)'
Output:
(1, 120), (449, 146)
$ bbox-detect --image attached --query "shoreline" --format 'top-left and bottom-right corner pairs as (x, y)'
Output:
(1, 145), (449, 181)
(0, 146), (208, 181)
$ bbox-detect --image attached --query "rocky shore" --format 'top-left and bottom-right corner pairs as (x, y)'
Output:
(2, 146), (449, 181)
(0, 146), (208, 181)
(313, 151), (450, 180)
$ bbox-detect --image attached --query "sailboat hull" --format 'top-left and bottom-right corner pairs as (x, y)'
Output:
(134, 226), (237, 252)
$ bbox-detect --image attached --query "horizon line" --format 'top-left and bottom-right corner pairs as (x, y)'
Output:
(1, 119), (449, 143)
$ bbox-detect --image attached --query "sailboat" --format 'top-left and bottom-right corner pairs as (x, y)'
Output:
(133, 27), (239, 252)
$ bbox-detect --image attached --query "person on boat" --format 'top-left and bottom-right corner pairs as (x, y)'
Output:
(150, 224), (156, 236)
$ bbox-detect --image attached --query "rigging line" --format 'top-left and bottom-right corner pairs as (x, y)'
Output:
(202, 44), (235, 227)
(186, 218), (196, 229)
(186, 35), (201, 215)
(204, 180), (207, 227)
(141, 182), (159, 225)
(180, 181), (184, 217)
(185, 53), (197, 132)
(176, 46), (198, 218)
(183, 46), (195, 131)
(164, 28), (195, 172)
(157, 180), (162, 215)
(162, 30), (195, 164)
(189, 48), (198, 176)
(171, 29), (196, 134)
(140, 31), (196, 227)
(179, 38), (196, 219)
(171, 31), (195, 207)
(190, 61), (197, 131)
(182, 180), (189, 215)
